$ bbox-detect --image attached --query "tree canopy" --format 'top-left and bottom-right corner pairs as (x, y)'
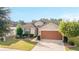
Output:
(0, 7), (10, 36)
(59, 21), (79, 37)
(16, 24), (23, 38)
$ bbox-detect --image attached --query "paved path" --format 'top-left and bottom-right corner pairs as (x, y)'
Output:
(32, 40), (65, 51)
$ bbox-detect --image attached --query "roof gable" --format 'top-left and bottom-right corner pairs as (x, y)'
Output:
(40, 23), (59, 31)
(23, 23), (35, 29)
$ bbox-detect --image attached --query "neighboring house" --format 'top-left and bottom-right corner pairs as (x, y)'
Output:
(33, 21), (45, 36)
(10, 26), (16, 36)
(7, 21), (62, 40)
(23, 23), (36, 36)
(6, 26), (16, 37)
(23, 21), (62, 40)
(39, 23), (62, 40)
(6, 21), (17, 37)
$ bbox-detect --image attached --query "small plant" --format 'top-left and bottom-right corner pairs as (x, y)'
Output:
(37, 36), (40, 41)
(0, 37), (4, 42)
(63, 36), (68, 43)
(29, 34), (34, 38)
(69, 41), (75, 46)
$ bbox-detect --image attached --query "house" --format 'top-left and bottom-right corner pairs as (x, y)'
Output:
(39, 23), (62, 40)
(6, 21), (17, 37)
(10, 26), (16, 36)
(11, 21), (62, 40)
(33, 21), (62, 40)
(9, 21), (17, 36)
(23, 23), (36, 36)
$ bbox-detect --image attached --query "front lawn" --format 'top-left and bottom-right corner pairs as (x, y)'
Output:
(65, 36), (79, 51)
(0, 38), (19, 45)
(0, 38), (37, 51)
(65, 46), (79, 51)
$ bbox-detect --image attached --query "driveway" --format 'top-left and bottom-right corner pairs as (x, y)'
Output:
(32, 39), (65, 51)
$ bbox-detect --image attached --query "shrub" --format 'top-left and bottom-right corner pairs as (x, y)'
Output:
(68, 37), (79, 46)
(63, 36), (68, 43)
(68, 41), (75, 46)
(29, 34), (34, 38)
(37, 36), (40, 41)
(0, 37), (4, 42)
(23, 34), (28, 37)
(16, 25), (23, 38)
(23, 31), (30, 37)
(59, 21), (79, 37)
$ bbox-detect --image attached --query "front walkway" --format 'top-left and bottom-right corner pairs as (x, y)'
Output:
(32, 40), (65, 51)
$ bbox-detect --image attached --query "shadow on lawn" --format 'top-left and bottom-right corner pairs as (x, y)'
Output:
(0, 39), (19, 45)
(0, 38), (37, 46)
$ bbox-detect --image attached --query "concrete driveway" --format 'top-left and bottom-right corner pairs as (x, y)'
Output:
(32, 39), (65, 51)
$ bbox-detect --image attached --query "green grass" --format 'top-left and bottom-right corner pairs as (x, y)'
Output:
(9, 40), (37, 51)
(0, 39), (19, 45)
(65, 46), (79, 51)
(0, 38), (37, 51)
(70, 47), (79, 51)
(65, 36), (79, 51)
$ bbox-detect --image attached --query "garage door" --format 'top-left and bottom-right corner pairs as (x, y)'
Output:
(41, 31), (62, 40)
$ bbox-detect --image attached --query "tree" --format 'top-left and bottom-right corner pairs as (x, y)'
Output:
(50, 18), (62, 25)
(59, 20), (79, 37)
(40, 18), (50, 24)
(16, 25), (23, 38)
(0, 7), (10, 37)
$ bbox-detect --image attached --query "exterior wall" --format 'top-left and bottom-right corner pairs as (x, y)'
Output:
(23, 28), (30, 34)
(30, 28), (36, 35)
(23, 27), (36, 36)
(41, 31), (62, 40)
(10, 27), (16, 36)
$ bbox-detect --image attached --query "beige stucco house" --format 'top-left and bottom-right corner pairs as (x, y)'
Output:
(23, 23), (36, 36)
(39, 23), (62, 40)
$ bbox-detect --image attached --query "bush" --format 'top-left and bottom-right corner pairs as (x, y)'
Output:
(63, 36), (68, 43)
(23, 31), (30, 38)
(37, 36), (40, 41)
(23, 33), (28, 37)
(59, 21), (79, 37)
(0, 37), (4, 42)
(29, 34), (34, 38)
(69, 41), (75, 46)
(68, 37), (79, 46)
(16, 25), (23, 38)
(15, 35), (20, 39)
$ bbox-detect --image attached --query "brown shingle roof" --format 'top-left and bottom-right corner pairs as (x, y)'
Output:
(39, 23), (59, 31)
(23, 23), (35, 29)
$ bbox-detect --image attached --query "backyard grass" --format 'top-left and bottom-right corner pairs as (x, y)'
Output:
(0, 38), (37, 51)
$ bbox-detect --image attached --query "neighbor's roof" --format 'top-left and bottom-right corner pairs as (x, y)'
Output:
(39, 23), (59, 31)
(23, 23), (35, 29)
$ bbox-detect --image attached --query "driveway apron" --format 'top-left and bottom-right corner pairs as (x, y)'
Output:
(32, 40), (65, 51)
